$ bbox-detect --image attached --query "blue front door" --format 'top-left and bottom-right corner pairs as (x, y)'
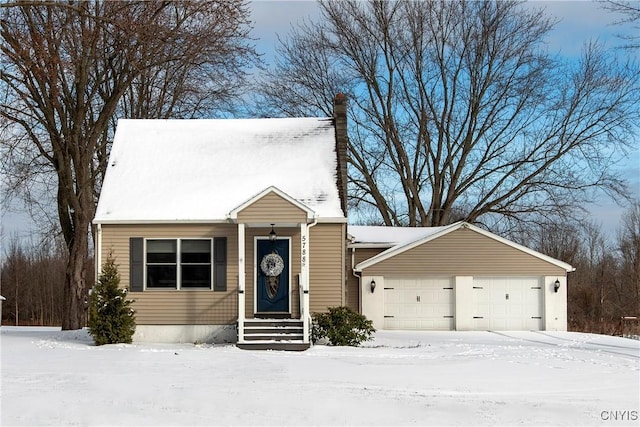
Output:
(256, 239), (289, 313)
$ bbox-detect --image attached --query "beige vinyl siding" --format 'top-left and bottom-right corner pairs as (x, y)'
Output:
(100, 224), (238, 325)
(237, 192), (308, 223)
(244, 227), (301, 319)
(361, 228), (566, 277)
(309, 223), (345, 313)
(345, 247), (387, 311)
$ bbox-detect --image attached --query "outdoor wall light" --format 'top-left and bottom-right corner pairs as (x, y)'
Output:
(370, 279), (376, 293)
(269, 224), (277, 241)
(554, 279), (561, 293)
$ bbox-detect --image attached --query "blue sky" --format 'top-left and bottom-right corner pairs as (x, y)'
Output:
(247, 0), (639, 237)
(1, 0), (638, 242)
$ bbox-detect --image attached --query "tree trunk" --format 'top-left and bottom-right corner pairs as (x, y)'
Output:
(61, 223), (89, 330)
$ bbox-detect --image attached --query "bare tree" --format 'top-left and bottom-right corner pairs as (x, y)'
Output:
(1, 235), (68, 326)
(600, 0), (640, 49)
(618, 203), (640, 314)
(255, 0), (639, 229)
(1, 1), (257, 329)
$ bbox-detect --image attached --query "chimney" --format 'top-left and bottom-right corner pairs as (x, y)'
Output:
(333, 93), (348, 217)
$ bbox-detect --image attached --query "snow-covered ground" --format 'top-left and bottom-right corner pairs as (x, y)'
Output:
(1, 327), (638, 426)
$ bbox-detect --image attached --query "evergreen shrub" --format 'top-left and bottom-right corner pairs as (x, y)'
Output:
(312, 306), (375, 346)
(88, 255), (136, 345)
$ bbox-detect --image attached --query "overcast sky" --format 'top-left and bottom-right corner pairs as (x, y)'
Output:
(1, 1), (638, 242)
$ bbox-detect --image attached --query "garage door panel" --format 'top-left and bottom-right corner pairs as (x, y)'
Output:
(473, 277), (543, 331)
(384, 278), (454, 330)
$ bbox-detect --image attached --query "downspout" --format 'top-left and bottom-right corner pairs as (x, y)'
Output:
(351, 246), (362, 313)
(96, 224), (102, 279)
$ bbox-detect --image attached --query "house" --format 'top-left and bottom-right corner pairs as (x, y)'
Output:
(94, 94), (574, 350)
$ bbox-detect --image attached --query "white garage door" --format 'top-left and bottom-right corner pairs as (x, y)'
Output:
(472, 277), (543, 330)
(384, 278), (454, 330)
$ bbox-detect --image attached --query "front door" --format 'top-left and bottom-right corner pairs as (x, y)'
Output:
(256, 238), (290, 313)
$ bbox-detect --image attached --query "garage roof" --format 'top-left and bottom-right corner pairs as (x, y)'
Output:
(348, 223), (459, 247)
(352, 222), (575, 273)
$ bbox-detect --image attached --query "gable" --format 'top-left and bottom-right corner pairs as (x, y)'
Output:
(235, 190), (309, 224)
(94, 118), (344, 223)
(358, 227), (569, 276)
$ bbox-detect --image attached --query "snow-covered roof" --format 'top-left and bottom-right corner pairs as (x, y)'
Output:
(348, 224), (456, 247)
(94, 118), (344, 223)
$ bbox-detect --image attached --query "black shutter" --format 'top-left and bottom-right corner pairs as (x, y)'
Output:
(129, 238), (144, 292)
(213, 237), (227, 291)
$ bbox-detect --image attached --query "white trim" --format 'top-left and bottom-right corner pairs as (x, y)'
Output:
(253, 236), (292, 315)
(347, 243), (396, 249)
(94, 216), (345, 225)
(237, 224), (245, 342)
(227, 186), (316, 221)
(315, 217), (348, 223)
(354, 222), (574, 273)
(300, 220), (317, 343)
(93, 219), (230, 225)
(96, 224), (102, 279)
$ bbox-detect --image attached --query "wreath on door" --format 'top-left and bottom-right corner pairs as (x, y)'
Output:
(260, 252), (284, 299)
(260, 253), (284, 277)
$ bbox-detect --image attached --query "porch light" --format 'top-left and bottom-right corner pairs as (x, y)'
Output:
(554, 279), (561, 293)
(269, 224), (277, 241)
(370, 279), (376, 293)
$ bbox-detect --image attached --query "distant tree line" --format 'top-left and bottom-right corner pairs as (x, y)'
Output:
(1, 237), (92, 326)
(511, 203), (640, 335)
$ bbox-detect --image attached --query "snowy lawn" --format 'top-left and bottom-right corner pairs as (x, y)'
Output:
(1, 327), (638, 426)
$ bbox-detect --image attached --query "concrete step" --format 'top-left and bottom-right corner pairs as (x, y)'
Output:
(237, 341), (310, 351)
(238, 318), (309, 351)
(243, 327), (303, 334)
(243, 333), (304, 341)
(244, 320), (303, 328)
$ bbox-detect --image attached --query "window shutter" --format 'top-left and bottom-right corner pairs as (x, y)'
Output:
(213, 237), (227, 291)
(129, 238), (144, 292)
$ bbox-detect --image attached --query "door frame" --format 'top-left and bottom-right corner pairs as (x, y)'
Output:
(253, 236), (292, 315)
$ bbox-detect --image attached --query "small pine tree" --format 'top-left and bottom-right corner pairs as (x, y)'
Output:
(88, 255), (136, 345)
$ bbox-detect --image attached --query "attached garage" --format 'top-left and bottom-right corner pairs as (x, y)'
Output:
(350, 222), (574, 332)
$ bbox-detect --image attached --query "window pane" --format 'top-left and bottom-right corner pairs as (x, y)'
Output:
(182, 265), (211, 288)
(147, 265), (177, 288)
(181, 240), (211, 264)
(147, 240), (176, 263)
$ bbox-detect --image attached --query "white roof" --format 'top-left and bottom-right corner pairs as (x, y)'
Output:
(94, 118), (344, 223)
(348, 224), (456, 246)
